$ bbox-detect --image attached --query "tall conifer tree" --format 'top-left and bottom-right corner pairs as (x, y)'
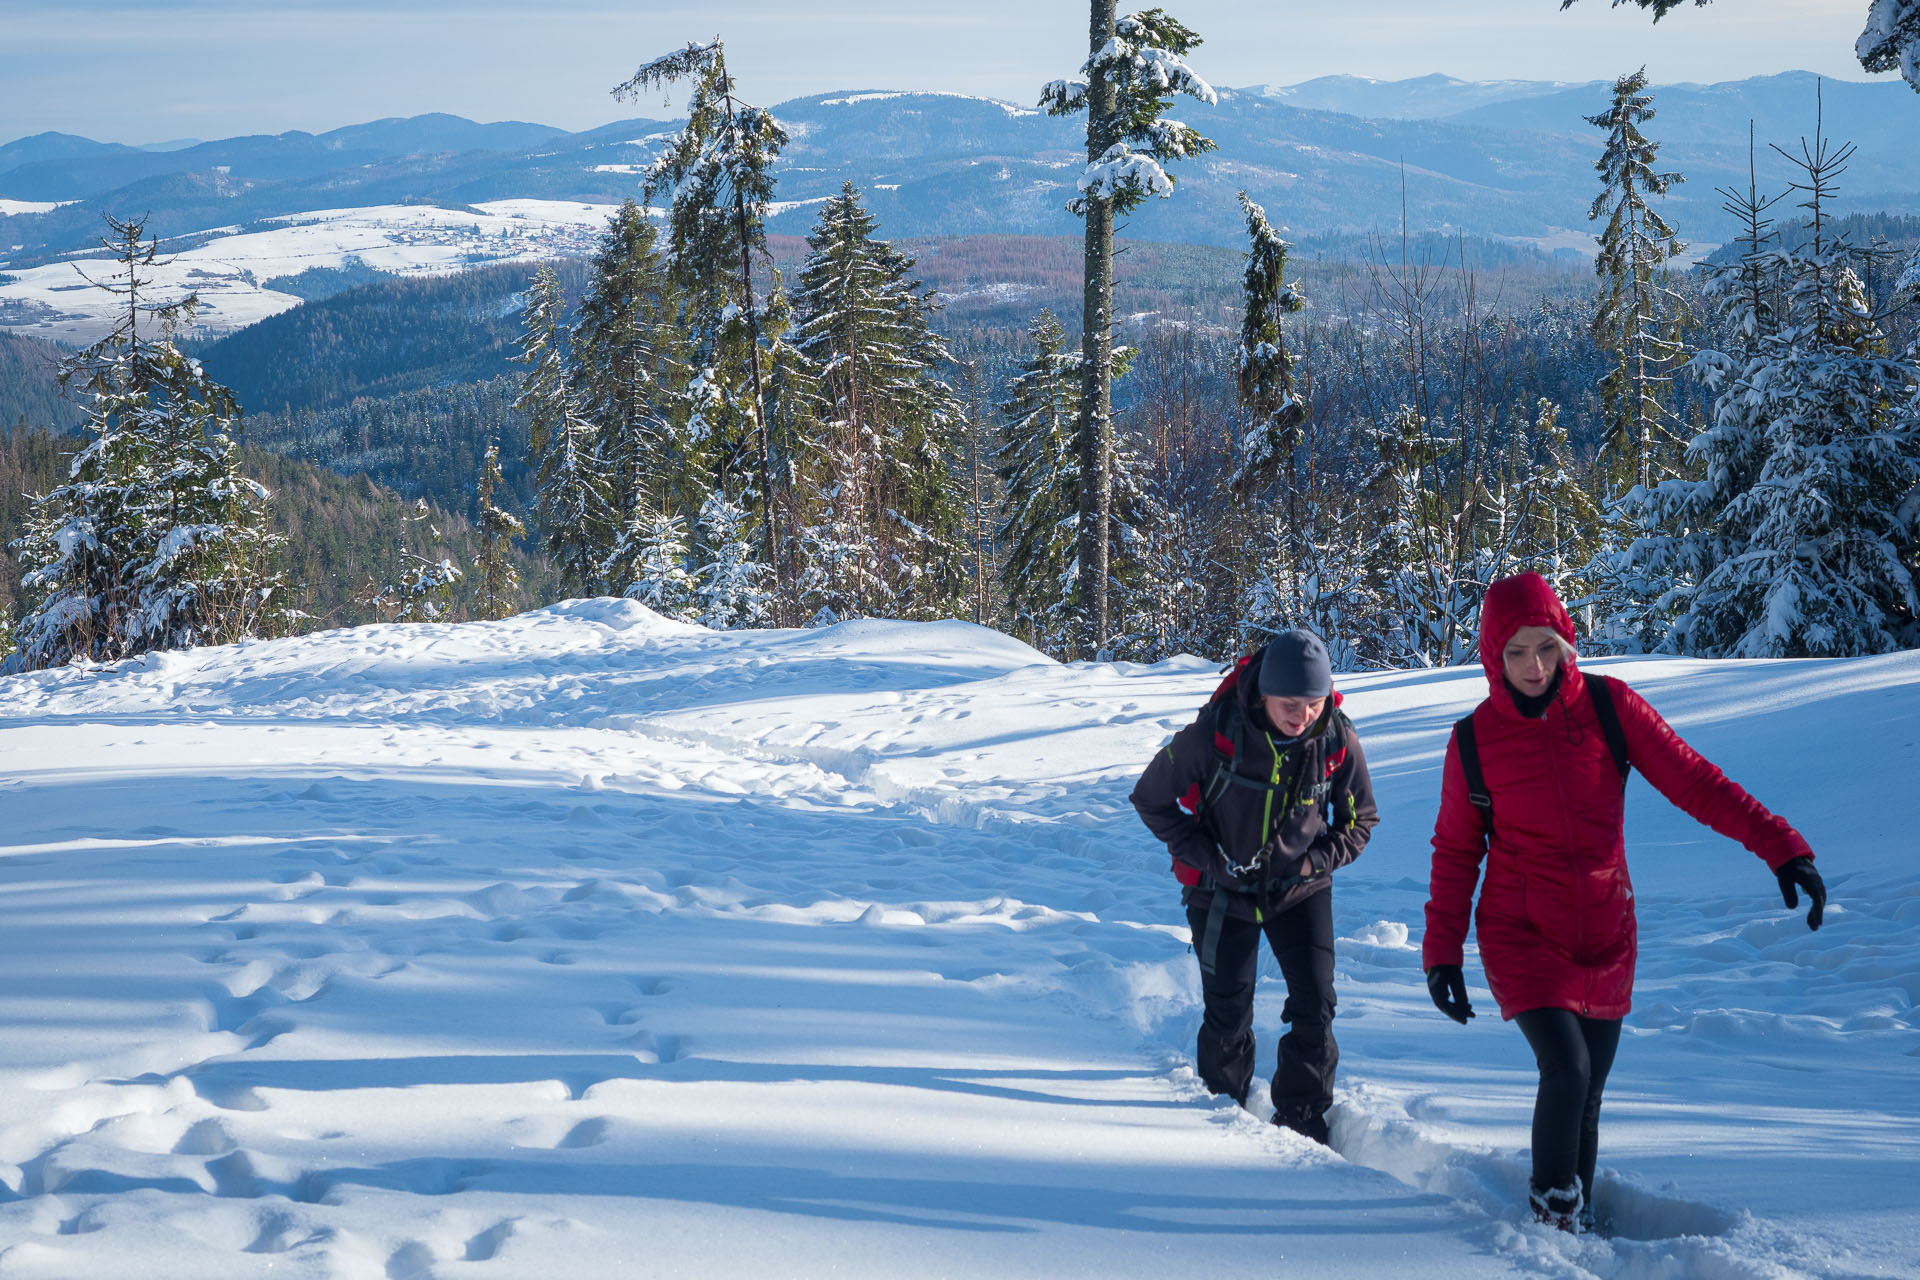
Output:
(1630, 115), (1920, 655)
(14, 214), (288, 668)
(473, 443), (524, 621)
(1587, 67), (1688, 492)
(994, 311), (1082, 654)
(789, 184), (969, 621)
(616, 41), (789, 606)
(1042, 5), (1216, 656)
(516, 266), (610, 598)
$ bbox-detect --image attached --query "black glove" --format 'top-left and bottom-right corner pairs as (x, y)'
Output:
(1426, 964), (1475, 1024)
(1297, 846), (1329, 880)
(1776, 856), (1825, 931)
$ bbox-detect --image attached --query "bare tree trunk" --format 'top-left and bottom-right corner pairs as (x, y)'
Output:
(1076, 0), (1118, 659)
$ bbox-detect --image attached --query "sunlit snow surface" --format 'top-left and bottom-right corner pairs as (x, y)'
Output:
(0, 602), (1913, 1278)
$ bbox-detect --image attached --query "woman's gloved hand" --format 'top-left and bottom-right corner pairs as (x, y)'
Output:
(1776, 856), (1826, 931)
(1426, 964), (1475, 1024)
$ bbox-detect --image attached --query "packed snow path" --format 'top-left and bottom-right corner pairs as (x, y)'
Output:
(0, 603), (1913, 1279)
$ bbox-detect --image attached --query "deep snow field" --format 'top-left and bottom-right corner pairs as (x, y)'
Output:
(0, 602), (1913, 1279)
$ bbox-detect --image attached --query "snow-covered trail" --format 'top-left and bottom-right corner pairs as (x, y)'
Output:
(0, 603), (1913, 1279)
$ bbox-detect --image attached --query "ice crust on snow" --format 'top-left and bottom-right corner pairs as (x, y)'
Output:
(0, 611), (1914, 1276)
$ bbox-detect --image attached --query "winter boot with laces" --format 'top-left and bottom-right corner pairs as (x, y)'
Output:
(1528, 1182), (1583, 1233)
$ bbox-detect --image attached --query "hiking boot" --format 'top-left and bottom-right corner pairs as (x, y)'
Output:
(1528, 1182), (1583, 1233)
(1273, 1109), (1330, 1145)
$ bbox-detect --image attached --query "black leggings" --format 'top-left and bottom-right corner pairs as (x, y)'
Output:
(1513, 1007), (1623, 1204)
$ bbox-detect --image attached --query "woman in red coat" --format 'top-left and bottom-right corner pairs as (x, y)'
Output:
(1421, 572), (1825, 1232)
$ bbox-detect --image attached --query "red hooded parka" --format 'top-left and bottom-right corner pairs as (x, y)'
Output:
(1421, 573), (1812, 1021)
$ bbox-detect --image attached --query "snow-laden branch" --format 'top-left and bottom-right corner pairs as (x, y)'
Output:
(1893, 247), (1920, 309)
(613, 40), (722, 103)
(1039, 77), (1089, 115)
(1069, 142), (1173, 214)
(1095, 27), (1217, 104)
(1857, 0), (1920, 90)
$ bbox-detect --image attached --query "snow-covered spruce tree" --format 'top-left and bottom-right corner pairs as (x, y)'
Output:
(993, 313), (1157, 658)
(1859, 0), (1920, 90)
(516, 265), (611, 598)
(993, 311), (1084, 655)
(1587, 67), (1689, 493)
(617, 40), (789, 607)
(1041, 4), (1216, 656)
(14, 214), (289, 669)
(693, 491), (771, 629)
(1501, 398), (1606, 607)
(473, 443), (524, 621)
(1627, 122), (1920, 656)
(1588, 133), (1781, 653)
(514, 264), (570, 485)
(126, 348), (291, 653)
(788, 184), (969, 622)
(1112, 460), (1211, 663)
(1356, 405), (1491, 668)
(1226, 189), (1321, 642)
(1230, 191), (1309, 496)
(371, 500), (463, 623)
(572, 199), (687, 583)
(616, 511), (698, 621)
(1233, 496), (1370, 670)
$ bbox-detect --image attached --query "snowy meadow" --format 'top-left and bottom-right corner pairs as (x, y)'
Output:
(0, 603), (1914, 1278)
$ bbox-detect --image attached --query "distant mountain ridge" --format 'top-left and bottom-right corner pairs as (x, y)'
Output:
(1246, 73), (1604, 120)
(1, 71), (1914, 276)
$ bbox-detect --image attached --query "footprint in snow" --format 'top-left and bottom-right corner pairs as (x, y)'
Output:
(629, 1030), (687, 1063)
(594, 1002), (644, 1027)
(553, 1119), (612, 1150)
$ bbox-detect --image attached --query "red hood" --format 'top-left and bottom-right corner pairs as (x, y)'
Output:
(1479, 572), (1582, 718)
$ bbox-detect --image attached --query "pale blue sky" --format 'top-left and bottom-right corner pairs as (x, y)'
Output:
(0, 0), (1889, 145)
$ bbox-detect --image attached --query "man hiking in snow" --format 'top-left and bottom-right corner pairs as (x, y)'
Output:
(1131, 628), (1378, 1143)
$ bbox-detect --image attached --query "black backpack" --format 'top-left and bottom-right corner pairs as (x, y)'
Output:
(1452, 673), (1629, 834)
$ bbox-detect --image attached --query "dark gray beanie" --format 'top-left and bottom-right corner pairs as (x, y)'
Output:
(1258, 629), (1333, 699)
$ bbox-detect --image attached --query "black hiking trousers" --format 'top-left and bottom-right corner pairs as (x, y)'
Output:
(1186, 886), (1337, 1126)
(1513, 1007), (1624, 1207)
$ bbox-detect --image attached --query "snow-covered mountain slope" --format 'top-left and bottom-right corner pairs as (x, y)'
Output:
(0, 200), (620, 344)
(0, 604), (1913, 1278)
(5, 72), (1916, 343)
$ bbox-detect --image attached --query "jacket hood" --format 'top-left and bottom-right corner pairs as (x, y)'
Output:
(1478, 572), (1582, 719)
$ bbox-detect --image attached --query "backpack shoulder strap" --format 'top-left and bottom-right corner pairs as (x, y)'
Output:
(1586, 673), (1630, 782)
(1452, 709), (1493, 829)
(1197, 695), (1246, 811)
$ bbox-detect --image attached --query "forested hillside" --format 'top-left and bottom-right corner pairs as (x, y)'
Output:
(240, 375), (534, 521)
(0, 331), (83, 432)
(0, 423), (549, 634)
(193, 259), (592, 415)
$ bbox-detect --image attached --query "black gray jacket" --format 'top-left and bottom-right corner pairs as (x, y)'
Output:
(1130, 668), (1377, 921)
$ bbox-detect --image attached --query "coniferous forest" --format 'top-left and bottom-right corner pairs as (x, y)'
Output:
(3, 18), (1918, 670)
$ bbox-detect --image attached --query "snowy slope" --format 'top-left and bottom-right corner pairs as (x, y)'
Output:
(0, 604), (1913, 1278)
(0, 201), (620, 343)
